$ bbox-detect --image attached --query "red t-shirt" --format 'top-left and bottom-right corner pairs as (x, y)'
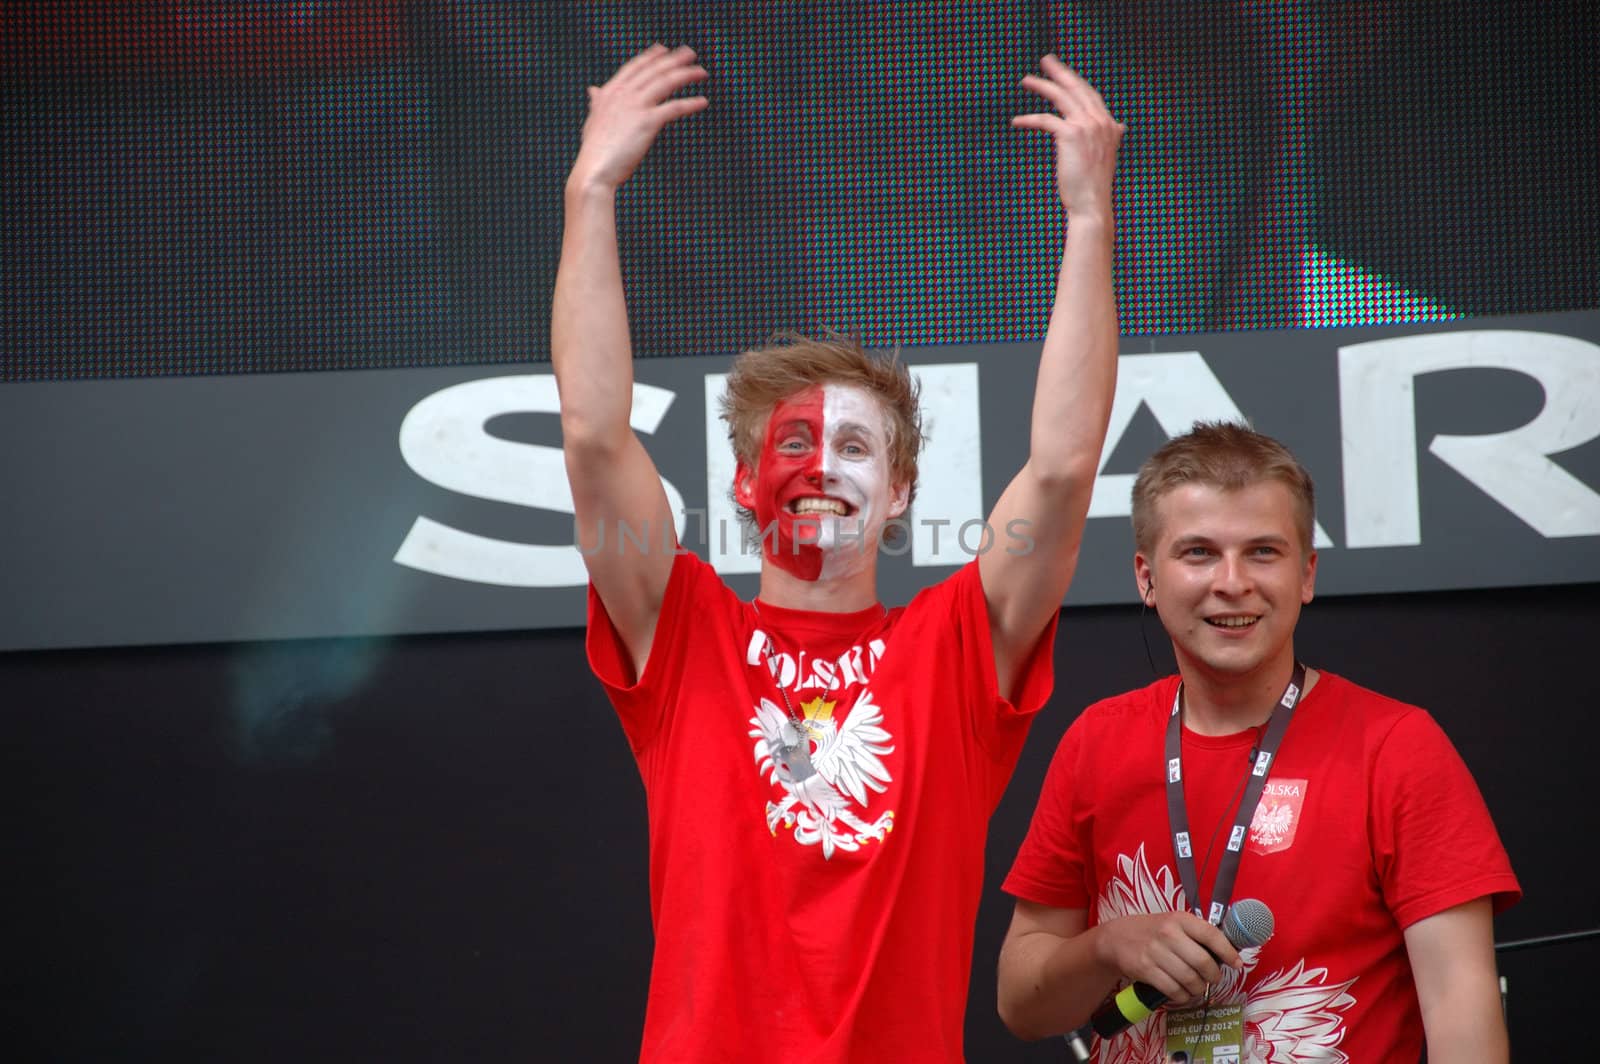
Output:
(587, 552), (1057, 1063)
(1004, 672), (1520, 1063)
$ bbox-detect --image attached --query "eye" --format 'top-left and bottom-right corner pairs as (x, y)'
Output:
(841, 441), (868, 457)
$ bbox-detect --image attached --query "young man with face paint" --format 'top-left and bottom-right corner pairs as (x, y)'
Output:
(998, 423), (1519, 1062)
(552, 44), (1123, 1062)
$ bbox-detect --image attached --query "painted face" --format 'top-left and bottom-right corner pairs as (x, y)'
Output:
(735, 383), (909, 581)
(1135, 480), (1317, 686)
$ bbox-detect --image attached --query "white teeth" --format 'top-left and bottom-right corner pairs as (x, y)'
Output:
(1208, 616), (1257, 628)
(792, 498), (848, 516)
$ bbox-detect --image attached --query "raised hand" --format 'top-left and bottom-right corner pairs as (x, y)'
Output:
(1092, 910), (1241, 1006)
(570, 44), (709, 195)
(1013, 55), (1124, 219)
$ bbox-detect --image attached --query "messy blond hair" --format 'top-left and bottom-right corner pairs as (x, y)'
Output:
(1131, 421), (1315, 555)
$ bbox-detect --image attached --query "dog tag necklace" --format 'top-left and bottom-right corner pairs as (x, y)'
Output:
(751, 601), (818, 782)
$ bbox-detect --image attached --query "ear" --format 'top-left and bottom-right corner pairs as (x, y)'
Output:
(1300, 549), (1318, 605)
(888, 479), (911, 520)
(1133, 553), (1155, 603)
(734, 459), (757, 509)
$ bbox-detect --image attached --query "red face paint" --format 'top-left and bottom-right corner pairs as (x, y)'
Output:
(749, 386), (827, 580)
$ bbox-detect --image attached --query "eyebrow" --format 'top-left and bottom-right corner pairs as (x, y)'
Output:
(1169, 533), (1292, 551)
(832, 420), (882, 440)
(771, 418), (814, 437)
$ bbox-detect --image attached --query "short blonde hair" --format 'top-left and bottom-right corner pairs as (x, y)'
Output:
(1131, 421), (1315, 555)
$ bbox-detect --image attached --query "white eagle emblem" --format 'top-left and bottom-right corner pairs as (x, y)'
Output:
(1252, 801), (1296, 847)
(749, 688), (896, 859)
(1091, 845), (1356, 1063)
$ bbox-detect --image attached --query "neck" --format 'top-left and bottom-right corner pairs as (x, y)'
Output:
(757, 558), (880, 613)
(1177, 654), (1316, 737)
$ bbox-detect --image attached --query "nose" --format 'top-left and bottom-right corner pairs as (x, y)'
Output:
(1213, 553), (1253, 597)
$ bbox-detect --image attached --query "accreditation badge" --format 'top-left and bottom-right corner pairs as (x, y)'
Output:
(1164, 1002), (1243, 1064)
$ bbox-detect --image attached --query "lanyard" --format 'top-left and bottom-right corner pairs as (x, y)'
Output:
(1164, 662), (1306, 926)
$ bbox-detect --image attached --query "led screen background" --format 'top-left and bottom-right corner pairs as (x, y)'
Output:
(3, 1), (1596, 382)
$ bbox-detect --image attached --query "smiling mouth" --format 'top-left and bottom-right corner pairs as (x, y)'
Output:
(1206, 616), (1259, 629)
(788, 497), (854, 517)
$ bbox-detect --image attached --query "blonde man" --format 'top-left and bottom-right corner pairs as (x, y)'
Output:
(999, 422), (1519, 1062)
(553, 44), (1122, 1061)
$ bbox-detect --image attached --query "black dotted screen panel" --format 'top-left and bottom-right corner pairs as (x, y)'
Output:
(4, 1), (1595, 381)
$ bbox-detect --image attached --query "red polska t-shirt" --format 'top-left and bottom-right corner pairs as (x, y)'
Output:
(1004, 672), (1521, 1064)
(588, 552), (1056, 1063)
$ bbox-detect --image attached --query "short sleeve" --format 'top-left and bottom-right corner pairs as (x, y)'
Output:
(1371, 709), (1521, 929)
(585, 550), (729, 753)
(918, 560), (1059, 763)
(1003, 722), (1092, 910)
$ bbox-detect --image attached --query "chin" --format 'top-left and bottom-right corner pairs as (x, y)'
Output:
(817, 548), (873, 582)
(1181, 644), (1266, 678)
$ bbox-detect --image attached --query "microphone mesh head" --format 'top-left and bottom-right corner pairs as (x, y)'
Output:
(1223, 899), (1275, 949)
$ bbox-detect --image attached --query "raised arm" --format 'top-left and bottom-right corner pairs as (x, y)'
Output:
(998, 901), (1239, 1042)
(552, 45), (707, 679)
(980, 56), (1123, 701)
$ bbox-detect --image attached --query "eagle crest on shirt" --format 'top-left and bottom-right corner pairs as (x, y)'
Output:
(1252, 802), (1296, 847)
(1092, 844), (1358, 1063)
(749, 689), (896, 859)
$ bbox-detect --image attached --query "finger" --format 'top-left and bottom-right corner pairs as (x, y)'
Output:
(1019, 73), (1078, 116)
(1039, 55), (1101, 103)
(1152, 951), (1212, 1002)
(1141, 966), (1194, 1004)
(1127, 921), (1215, 1001)
(651, 62), (709, 101)
(1041, 54), (1112, 114)
(1152, 939), (1227, 1001)
(1009, 112), (1067, 136)
(655, 95), (710, 124)
(1188, 944), (1230, 991)
(1178, 912), (1242, 966)
(631, 43), (700, 87)
(613, 42), (671, 85)
(1196, 924), (1243, 970)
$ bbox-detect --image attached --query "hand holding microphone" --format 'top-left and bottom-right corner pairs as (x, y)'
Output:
(1065, 900), (1275, 1062)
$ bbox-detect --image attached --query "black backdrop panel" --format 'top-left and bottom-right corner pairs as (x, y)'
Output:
(4, 585), (1594, 1061)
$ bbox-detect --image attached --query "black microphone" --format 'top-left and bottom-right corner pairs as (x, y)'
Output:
(1064, 899), (1275, 1062)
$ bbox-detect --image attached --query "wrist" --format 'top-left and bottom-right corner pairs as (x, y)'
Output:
(565, 170), (621, 208)
(1062, 210), (1113, 237)
(1083, 921), (1114, 970)
(1081, 921), (1138, 988)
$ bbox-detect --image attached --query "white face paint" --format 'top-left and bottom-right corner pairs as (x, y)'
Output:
(812, 384), (904, 580)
